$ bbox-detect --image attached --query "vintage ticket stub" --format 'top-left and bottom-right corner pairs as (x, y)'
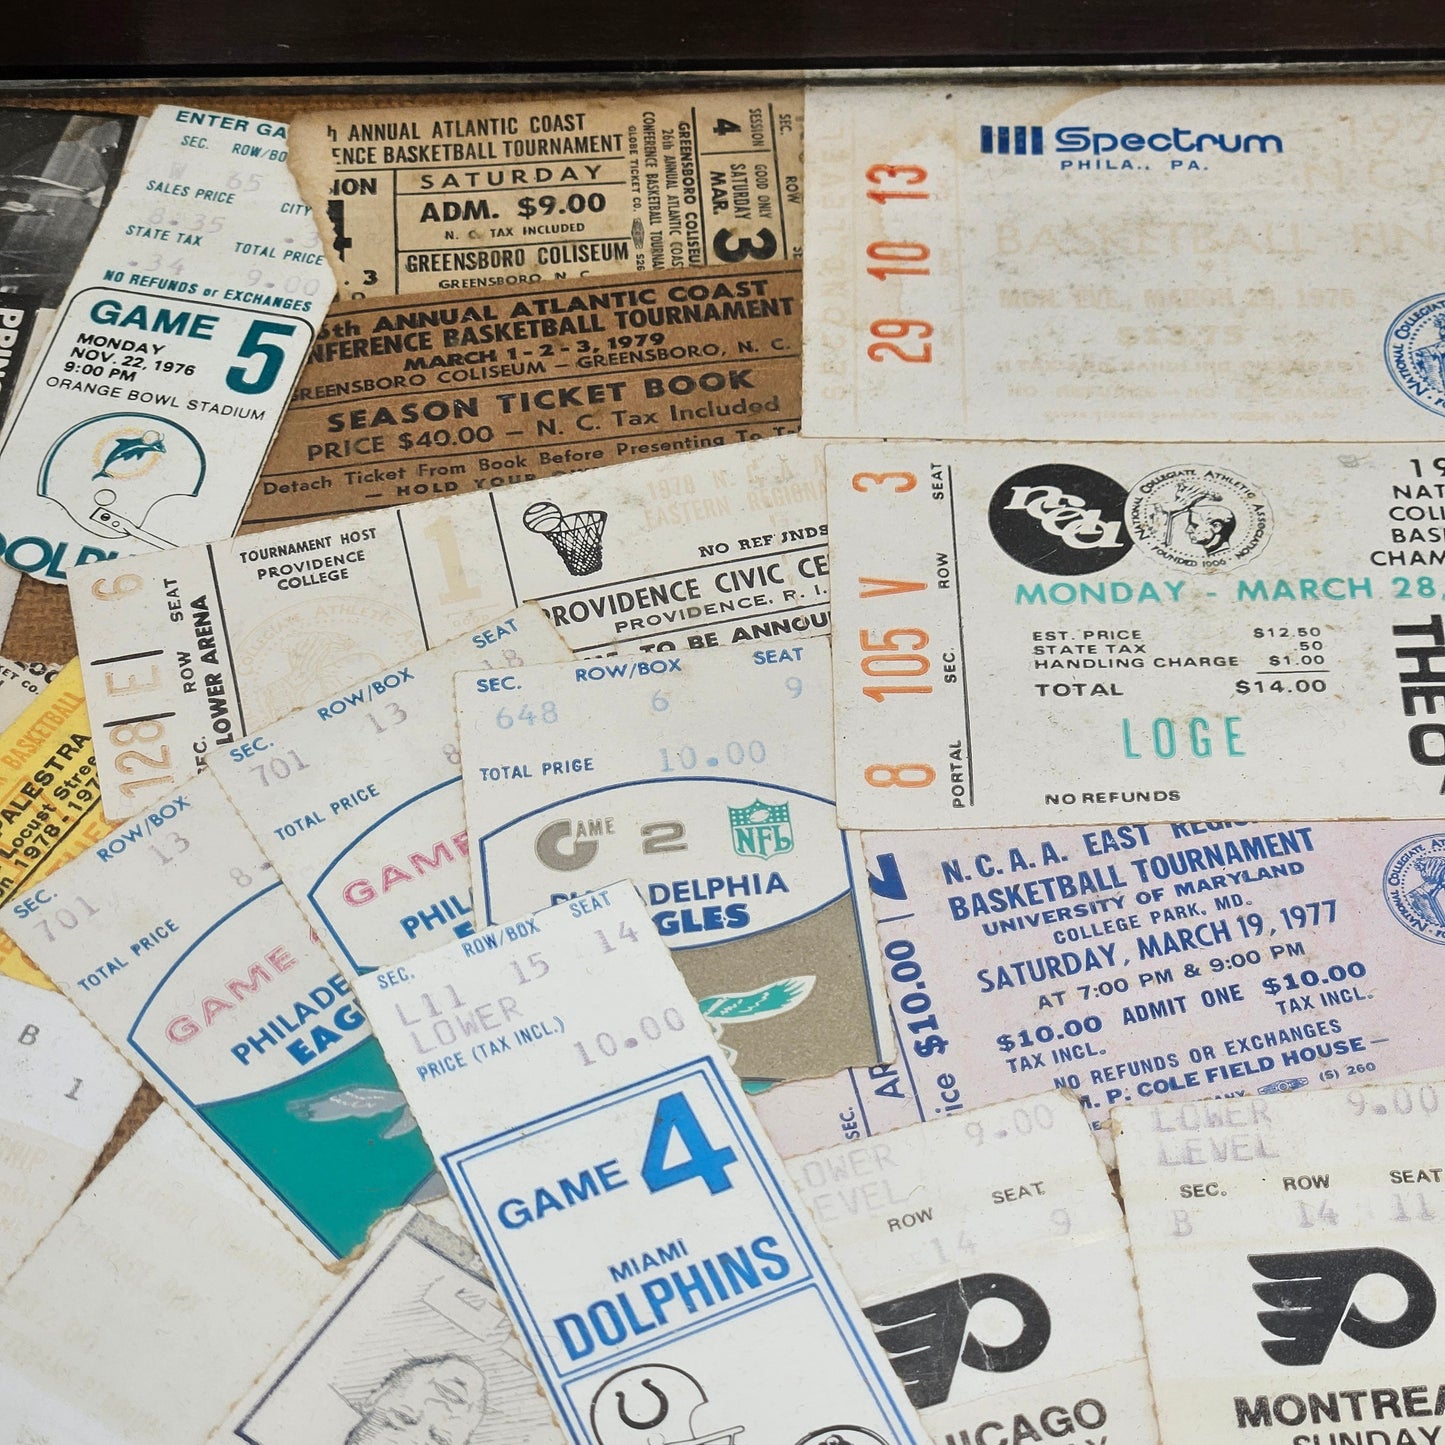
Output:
(804, 83), (1445, 443)
(827, 439), (1445, 829)
(355, 885), (930, 1445)
(787, 1096), (1159, 1445)
(0, 655), (60, 732)
(0, 660), (111, 990)
(2, 772), (439, 1261)
(0, 1104), (335, 1445)
(0, 105), (334, 584)
(240, 262), (801, 529)
(0, 565), (18, 642)
(73, 435), (828, 818)
(755, 819), (1445, 1162)
(223, 1205), (563, 1445)
(456, 641), (888, 1086)
(211, 608), (570, 976)
(289, 92), (802, 298)
(1115, 1080), (1445, 1445)
(0, 974), (137, 1286)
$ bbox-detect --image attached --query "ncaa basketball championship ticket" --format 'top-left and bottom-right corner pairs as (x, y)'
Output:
(1116, 1081), (1445, 1445)
(827, 441), (1445, 829)
(355, 885), (929, 1445)
(803, 83), (1445, 443)
(71, 435), (829, 820)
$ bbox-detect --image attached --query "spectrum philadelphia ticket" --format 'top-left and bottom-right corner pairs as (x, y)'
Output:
(355, 885), (929, 1445)
(1115, 1081), (1445, 1445)
(289, 92), (802, 298)
(828, 440), (1445, 829)
(753, 818), (1445, 1162)
(787, 1096), (1159, 1445)
(72, 435), (829, 819)
(239, 262), (800, 529)
(803, 83), (1445, 443)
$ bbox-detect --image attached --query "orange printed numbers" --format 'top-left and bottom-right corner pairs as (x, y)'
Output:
(868, 318), (933, 365)
(866, 240), (931, 281)
(90, 573), (143, 602)
(850, 470), (917, 494)
(865, 164), (929, 203)
(859, 628), (932, 701)
(864, 763), (937, 788)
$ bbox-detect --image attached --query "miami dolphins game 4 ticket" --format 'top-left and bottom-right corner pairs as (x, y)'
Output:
(210, 608), (569, 977)
(787, 1095), (1159, 1445)
(354, 885), (930, 1445)
(803, 83), (1445, 443)
(827, 440), (1445, 829)
(1115, 1080), (1445, 1445)
(71, 434), (829, 820)
(455, 640), (889, 1087)
(753, 819), (1445, 1163)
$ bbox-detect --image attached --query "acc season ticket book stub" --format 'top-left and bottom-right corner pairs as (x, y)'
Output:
(355, 885), (930, 1445)
(1115, 1081), (1445, 1445)
(827, 441), (1445, 829)
(803, 83), (1445, 443)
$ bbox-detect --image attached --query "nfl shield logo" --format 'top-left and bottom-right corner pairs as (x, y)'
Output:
(728, 799), (794, 859)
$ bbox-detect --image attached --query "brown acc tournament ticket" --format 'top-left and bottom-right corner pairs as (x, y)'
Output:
(239, 261), (800, 529)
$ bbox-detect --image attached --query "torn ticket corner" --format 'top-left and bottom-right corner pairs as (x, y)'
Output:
(1114, 1081), (1445, 1445)
(456, 639), (891, 1087)
(0, 104), (335, 585)
(221, 1205), (563, 1445)
(354, 884), (931, 1445)
(0, 658), (111, 990)
(0, 1104), (335, 1445)
(288, 91), (802, 297)
(0, 973), (138, 1289)
(787, 1092), (1160, 1445)
(2, 770), (441, 1263)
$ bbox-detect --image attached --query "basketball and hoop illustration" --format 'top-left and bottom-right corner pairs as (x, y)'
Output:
(522, 498), (609, 576)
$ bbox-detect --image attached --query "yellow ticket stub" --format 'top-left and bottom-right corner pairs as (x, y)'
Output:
(0, 661), (110, 989)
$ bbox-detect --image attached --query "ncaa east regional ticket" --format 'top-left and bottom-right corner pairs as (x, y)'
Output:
(828, 440), (1445, 828)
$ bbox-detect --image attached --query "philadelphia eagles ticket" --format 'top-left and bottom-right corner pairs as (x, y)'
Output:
(2, 773), (439, 1260)
(0, 106), (334, 583)
(353, 885), (930, 1445)
(1115, 1080), (1445, 1445)
(787, 1096), (1159, 1445)
(455, 641), (889, 1087)
(802, 83), (1445, 443)
(752, 819), (1445, 1163)
(210, 608), (569, 977)
(827, 440), (1445, 829)
(71, 435), (828, 819)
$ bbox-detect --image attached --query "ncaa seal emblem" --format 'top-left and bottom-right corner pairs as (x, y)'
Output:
(1382, 832), (1445, 943)
(1125, 464), (1271, 572)
(1386, 294), (1445, 416)
(988, 464), (1133, 576)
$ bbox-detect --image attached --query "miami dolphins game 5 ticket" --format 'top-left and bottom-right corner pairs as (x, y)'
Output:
(354, 885), (930, 1445)
(1115, 1080), (1445, 1445)
(787, 1095), (1159, 1445)
(455, 640), (889, 1086)
(827, 440), (1445, 829)
(72, 435), (829, 819)
(210, 608), (569, 976)
(753, 819), (1445, 1163)
(803, 83), (1445, 443)
(2, 773), (439, 1260)
(0, 106), (334, 584)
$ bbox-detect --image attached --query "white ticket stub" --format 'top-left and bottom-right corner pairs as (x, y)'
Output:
(0, 1104), (334, 1445)
(827, 440), (1445, 829)
(72, 435), (828, 819)
(0, 655), (60, 732)
(0, 972), (137, 1286)
(1115, 1080), (1445, 1445)
(0, 106), (334, 584)
(787, 1095), (1159, 1445)
(456, 641), (888, 1086)
(0, 565), (19, 642)
(211, 608), (570, 976)
(289, 92), (802, 297)
(223, 1205), (563, 1445)
(755, 819), (1445, 1162)
(804, 83), (1445, 443)
(355, 886), (929, 1445)
(2, 772), (440, 1261)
